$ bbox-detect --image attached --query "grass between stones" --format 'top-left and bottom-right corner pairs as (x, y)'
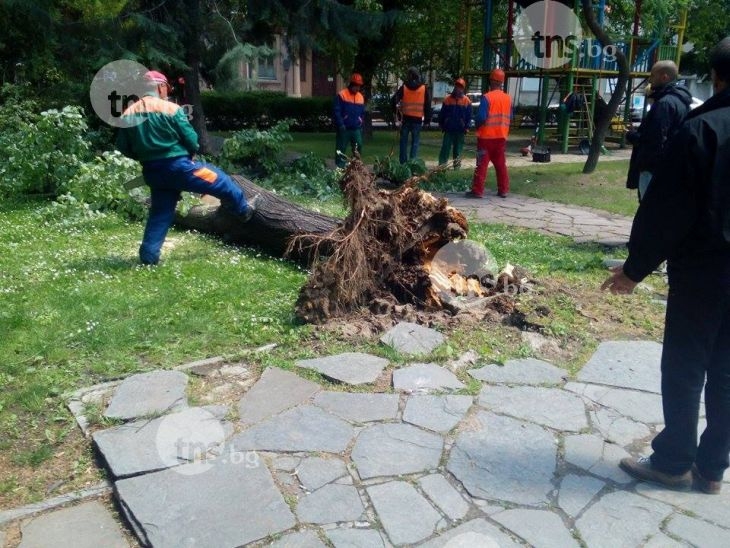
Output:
(0, 182), (663, 508)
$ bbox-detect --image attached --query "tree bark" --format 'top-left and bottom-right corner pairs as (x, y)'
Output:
(175, 174), (339, 262)
(581, 0), (630, 173)
(182, 0), (210, 154)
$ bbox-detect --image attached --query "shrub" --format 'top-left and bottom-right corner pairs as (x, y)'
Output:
(264, 153), (339, 200)
(220, 120), (293, 176)
(0, 105), (91, 197)
(202, 91), (333, 131)
(373, 156), (427, 184)
(60, 151), (147, 221)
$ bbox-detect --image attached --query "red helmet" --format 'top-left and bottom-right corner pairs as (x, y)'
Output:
(144, 70), (169, 86)
(454, 77), (466, 89)
(349, 73), (364, 86)
(490, 69), (505, 83)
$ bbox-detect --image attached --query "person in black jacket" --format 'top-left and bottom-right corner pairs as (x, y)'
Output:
(602, 38), (730, 495)
(626, 61), (692, 200)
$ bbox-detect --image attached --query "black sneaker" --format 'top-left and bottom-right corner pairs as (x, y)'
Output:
(497, 192), (508, 198)
(464, 191), (484, 199)
(241, 194), (261, 222)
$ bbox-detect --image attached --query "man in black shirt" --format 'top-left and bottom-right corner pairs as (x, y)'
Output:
(602, 38), (730, 495)
(626, 61), (692, 200)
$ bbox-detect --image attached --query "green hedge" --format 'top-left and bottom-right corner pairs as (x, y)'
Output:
(201, 91), (334, 131)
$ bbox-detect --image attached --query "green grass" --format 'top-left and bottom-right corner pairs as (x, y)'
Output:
(287, 129), (448, 164)
(506, 161), (638, 217)
(0, 188), (662, 508)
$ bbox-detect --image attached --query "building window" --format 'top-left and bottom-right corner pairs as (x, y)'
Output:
(246, 40), (277, 81)
(257, 47), (277, 80)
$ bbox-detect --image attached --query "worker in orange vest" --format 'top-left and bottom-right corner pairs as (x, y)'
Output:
(333, 73), (366, 168)
(391, 67), (432, 164)
(467, 68), (512, 198)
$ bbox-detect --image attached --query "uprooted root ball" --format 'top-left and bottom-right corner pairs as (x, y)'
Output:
(289, 158), (468, 324)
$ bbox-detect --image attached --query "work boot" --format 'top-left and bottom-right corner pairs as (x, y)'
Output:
(241, 194), (261, 222)
(692, 464), (722, 494)
(619, 457), (692, 491)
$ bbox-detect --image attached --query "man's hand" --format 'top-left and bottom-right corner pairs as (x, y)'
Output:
(601, 265), (639, 295)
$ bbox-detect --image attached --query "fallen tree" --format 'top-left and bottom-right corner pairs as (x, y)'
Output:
(175, 159), (530, 324)
(177, 174), (339, 261)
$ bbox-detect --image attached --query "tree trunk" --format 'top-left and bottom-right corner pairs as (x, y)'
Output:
(581, 0), (630, 173)
(175, 175), (339, 262)
(354, 0), (400, 140)
(182, 0), (210, 154)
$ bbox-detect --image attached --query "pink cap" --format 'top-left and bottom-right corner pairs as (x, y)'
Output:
(144, 70), (169, 85)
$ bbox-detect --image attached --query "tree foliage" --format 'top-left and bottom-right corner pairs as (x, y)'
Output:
(683, 0), (730, 74)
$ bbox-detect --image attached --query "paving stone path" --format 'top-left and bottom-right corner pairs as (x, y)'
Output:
(5, 325), (729, 547)
(444, 193), (633, 246)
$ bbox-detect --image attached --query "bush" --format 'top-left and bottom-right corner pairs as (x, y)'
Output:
(264, 153), (339, 200)
(60, 151), (146, 220)
(202, 91), (333, 131)
(220, 120), (293, 176)
(0, 105), (91, 196)
(373, 156), (427, 184)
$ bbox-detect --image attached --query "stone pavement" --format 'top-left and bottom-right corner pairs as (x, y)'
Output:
(444, 193), (633, 246)
(3, 325), (729, 547)
(424, 147), (632, 171)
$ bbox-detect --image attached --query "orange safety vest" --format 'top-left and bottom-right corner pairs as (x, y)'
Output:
(400, 85), (426, 119)
(476, 89), (512, 139)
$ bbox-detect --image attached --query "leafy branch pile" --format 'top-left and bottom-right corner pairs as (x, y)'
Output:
(0, 90), (145, 220)
(221, 120), (339, 200)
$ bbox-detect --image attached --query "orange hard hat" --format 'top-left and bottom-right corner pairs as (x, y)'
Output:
(455, 78), (466, 88)
(490, 68), (505, 83)
(350, 73), (364, 86)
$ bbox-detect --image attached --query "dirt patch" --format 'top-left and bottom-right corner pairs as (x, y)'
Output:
(0, 427), (104, 512)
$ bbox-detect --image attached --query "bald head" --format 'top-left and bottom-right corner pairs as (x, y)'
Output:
(649, 61), (679, 88)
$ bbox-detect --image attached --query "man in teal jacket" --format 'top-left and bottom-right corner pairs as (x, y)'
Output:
(117, 70), (258, 265)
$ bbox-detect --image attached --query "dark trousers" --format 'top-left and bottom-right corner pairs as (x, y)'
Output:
(335, 128), (363, 167)
(651, 271), (730, 481)
(438, 131), (466, 169)
(399, 120), (422, 164)
(140, 156), (249, 265)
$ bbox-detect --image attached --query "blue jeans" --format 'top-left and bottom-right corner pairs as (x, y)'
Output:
(139, 156), (250, 265)
(399, 121), (422, 164)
